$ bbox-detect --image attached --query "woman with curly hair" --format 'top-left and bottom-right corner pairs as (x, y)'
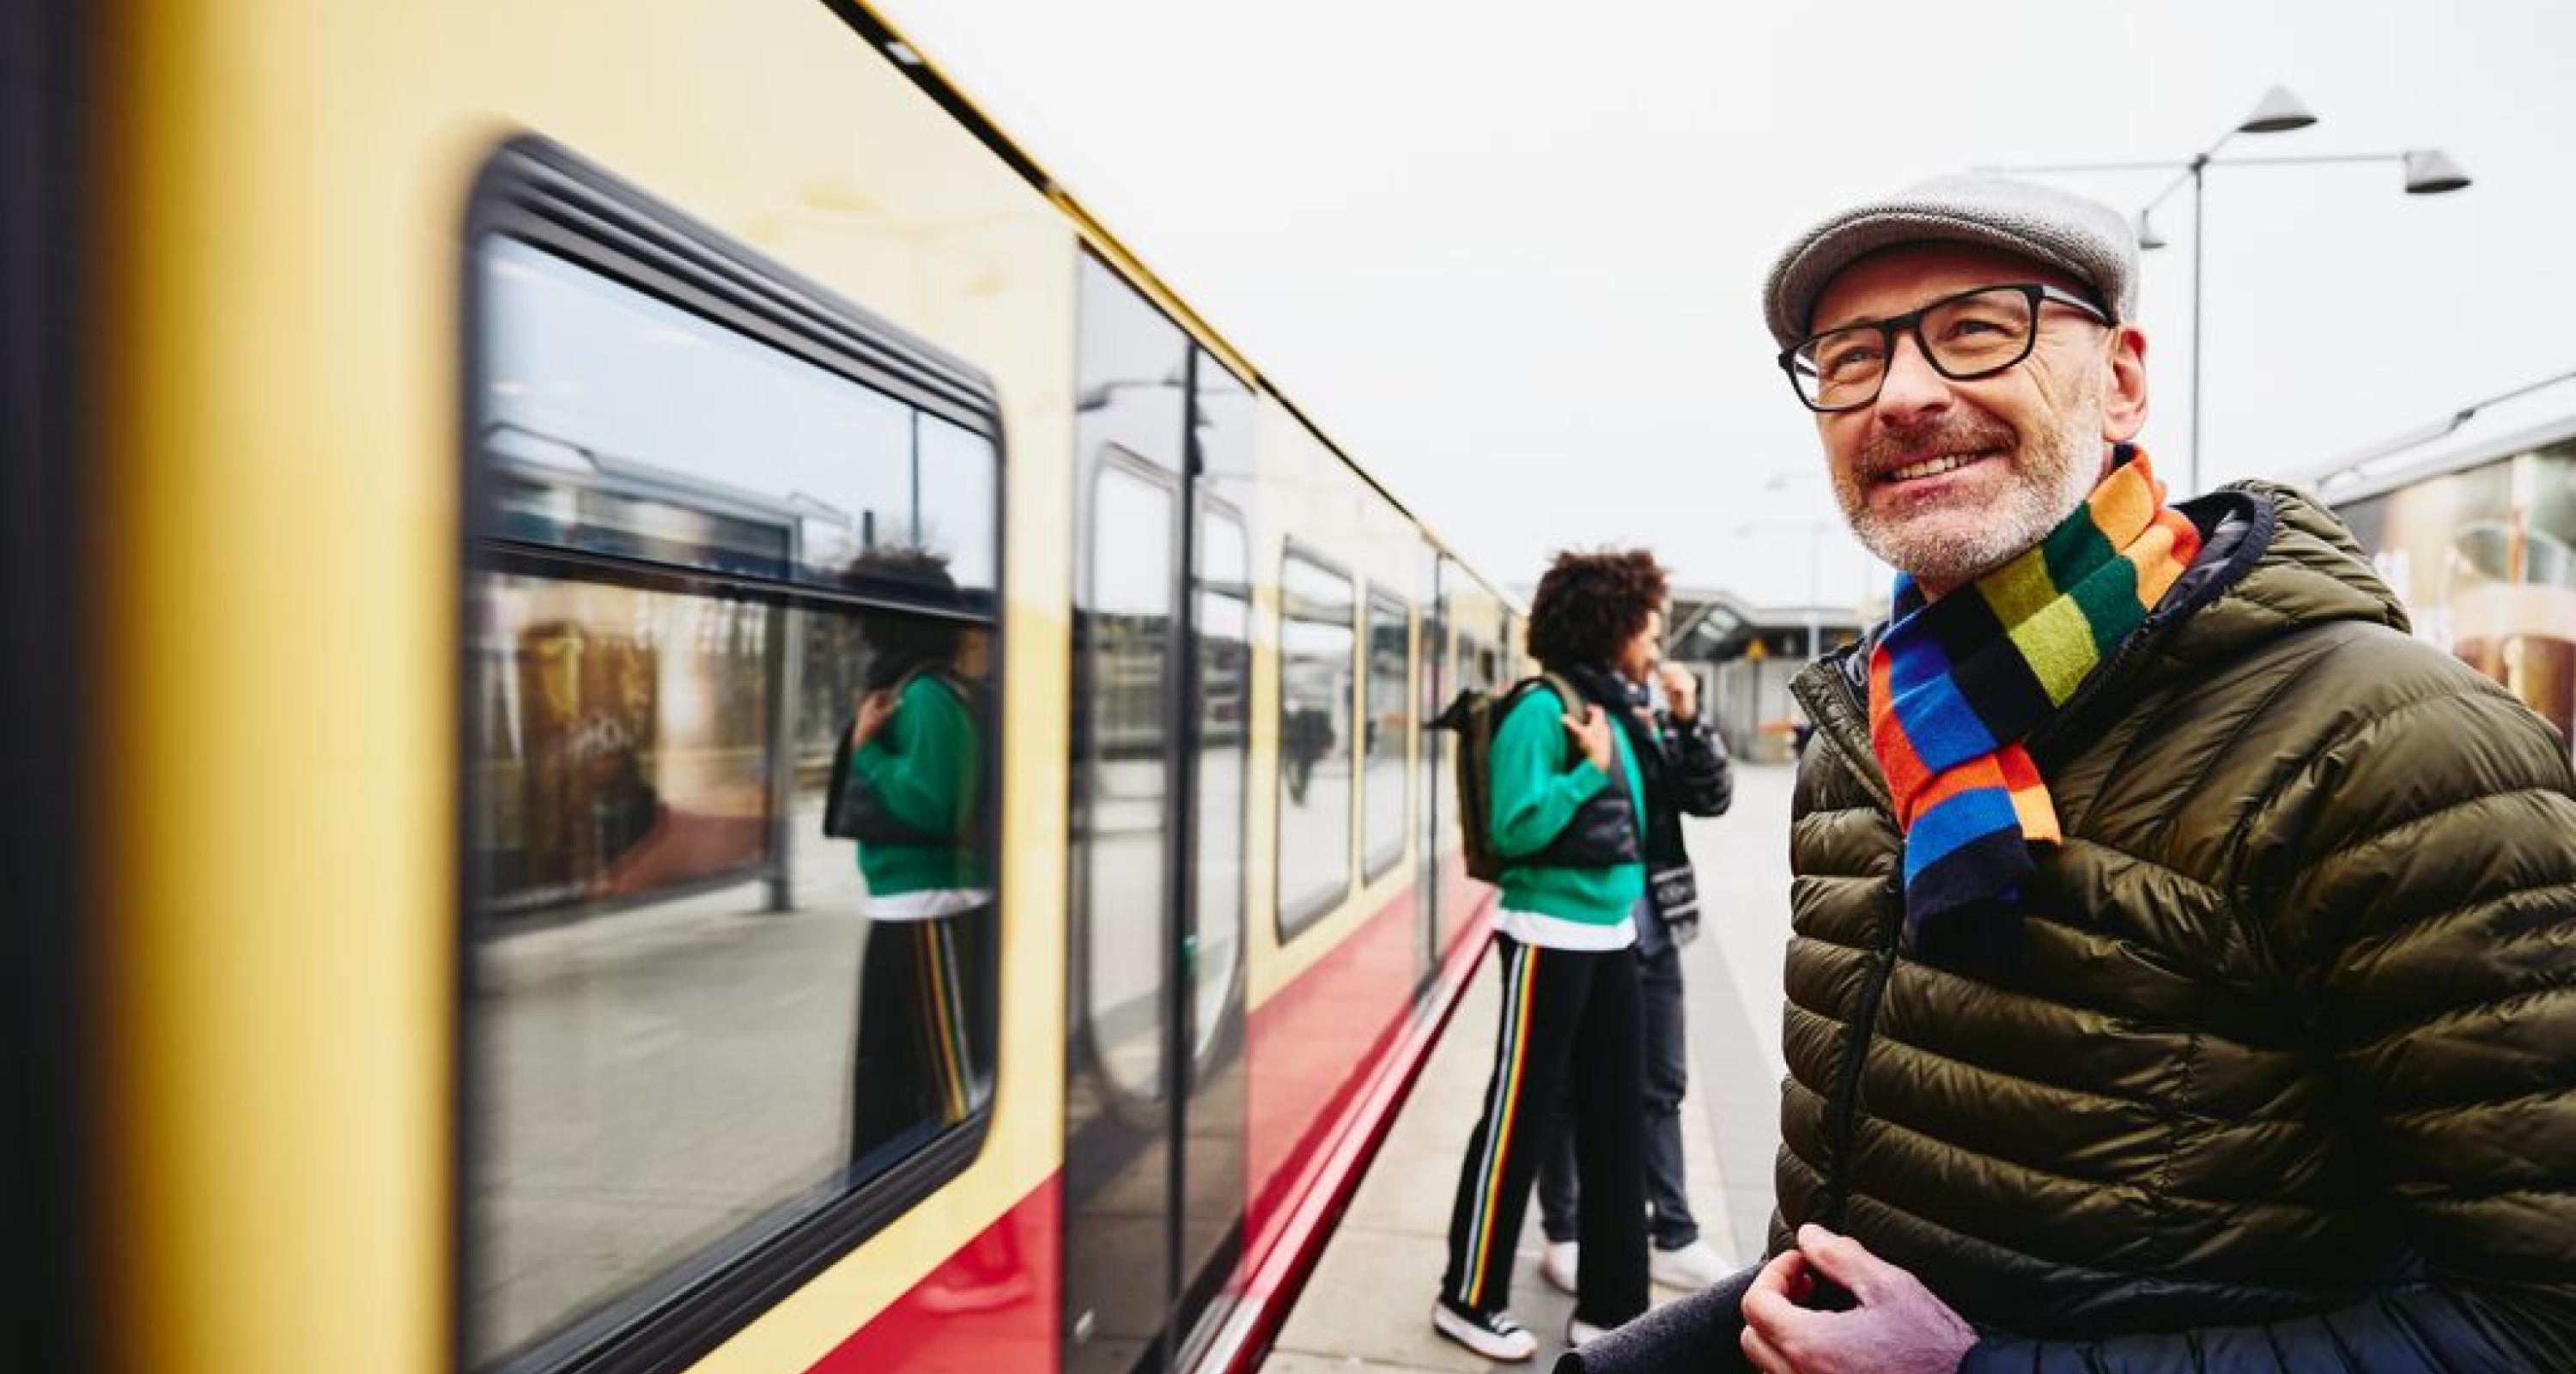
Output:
(1434, 548), (1668, 1362)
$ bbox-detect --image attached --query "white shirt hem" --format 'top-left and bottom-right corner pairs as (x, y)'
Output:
(1492, 908), (1637, 951)
(863, 888), (992, 921)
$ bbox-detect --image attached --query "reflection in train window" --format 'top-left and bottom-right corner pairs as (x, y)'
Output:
(1194, 506), (1251, 1062)
(1081, 461), (1176, 1103)
(1278, 550), (1355, 934)
(466, 228), (1001, 1374)
(1363, 591), (1411, 878)
(467, 575), (995, 1371)
(479, 236), (996, 602)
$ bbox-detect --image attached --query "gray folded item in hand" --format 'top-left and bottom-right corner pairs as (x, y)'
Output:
(1552, 1264), (1759, 1373)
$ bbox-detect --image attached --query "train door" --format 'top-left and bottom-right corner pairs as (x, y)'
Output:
(1066, 254), (1253, 1374)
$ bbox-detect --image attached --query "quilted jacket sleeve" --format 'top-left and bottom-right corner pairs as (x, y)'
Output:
(1964, 663), (2576, 1373)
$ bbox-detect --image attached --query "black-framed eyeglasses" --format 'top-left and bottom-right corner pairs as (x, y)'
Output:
(1777, 283), (2111, 414)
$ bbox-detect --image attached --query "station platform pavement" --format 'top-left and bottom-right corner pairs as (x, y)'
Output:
(1261, 763), (1798, 1371)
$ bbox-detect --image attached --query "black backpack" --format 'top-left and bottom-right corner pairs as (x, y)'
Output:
(1431, 673), (1584, 883)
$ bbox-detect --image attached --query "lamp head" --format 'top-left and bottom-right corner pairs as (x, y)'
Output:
(2403, 148), (2472, 194)
(2239, 85), (2319, 135)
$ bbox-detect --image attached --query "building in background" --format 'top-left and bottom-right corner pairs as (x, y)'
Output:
(2309, 384), (2576, 763)
(1664, 587), (1871, 763)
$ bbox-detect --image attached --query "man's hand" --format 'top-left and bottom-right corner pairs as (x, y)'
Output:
(1658, 662), (1699, 722)
(853, 687), (900, 746)
(1739, 1225), (1976, 1374)
(1562, 703), (1615, 773)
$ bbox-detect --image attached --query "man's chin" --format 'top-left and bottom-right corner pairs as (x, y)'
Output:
(1862, 518), (2023, 588)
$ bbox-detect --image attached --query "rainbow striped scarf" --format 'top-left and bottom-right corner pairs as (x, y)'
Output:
(1869, 446), (2202, 956)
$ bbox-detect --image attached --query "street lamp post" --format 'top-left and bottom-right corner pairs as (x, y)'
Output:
(1982, 88), (2471, 495)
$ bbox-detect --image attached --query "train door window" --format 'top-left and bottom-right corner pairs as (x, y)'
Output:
(1082, 459), (1177, 1103)
(1277, 550), (1355, 934)
(464, 143), (1002, 1374)
(1362, 590), (1411, 879)
(1193, 504), (1250, 1061)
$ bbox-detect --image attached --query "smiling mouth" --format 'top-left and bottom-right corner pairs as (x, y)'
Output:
(1878, 448), (2004, 485)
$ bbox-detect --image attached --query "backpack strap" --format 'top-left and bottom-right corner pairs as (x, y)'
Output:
(1504, 672), (1590, 771)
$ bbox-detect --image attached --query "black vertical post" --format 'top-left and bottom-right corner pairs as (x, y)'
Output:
(1162, 349), (1206, 1354)
(2, 0), (95, 1367)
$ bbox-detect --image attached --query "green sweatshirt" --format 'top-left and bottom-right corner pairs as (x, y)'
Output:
(849, 672), (988, 895)
(1488, 685), (1646, 928)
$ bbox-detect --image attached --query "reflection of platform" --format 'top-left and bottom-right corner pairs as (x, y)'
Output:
(471, 793), (915, 1365)
(1261, 766), (1797, 1371)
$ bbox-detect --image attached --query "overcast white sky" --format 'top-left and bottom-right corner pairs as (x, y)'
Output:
(876, 0), (2576, 608)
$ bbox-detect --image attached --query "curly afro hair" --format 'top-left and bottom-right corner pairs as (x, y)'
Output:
(1524, 548), (1668, 671)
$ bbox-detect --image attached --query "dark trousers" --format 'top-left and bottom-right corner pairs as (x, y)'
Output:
(850, 908), (987, 1167)
(1442, 935), (1648, 1326)
(1539, 941), (1697, 1249)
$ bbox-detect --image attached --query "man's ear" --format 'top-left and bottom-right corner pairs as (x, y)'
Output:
(2101, 325), (2149, 442)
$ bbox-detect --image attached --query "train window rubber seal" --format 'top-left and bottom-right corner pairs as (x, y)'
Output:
(455, 133), (1009, 1374)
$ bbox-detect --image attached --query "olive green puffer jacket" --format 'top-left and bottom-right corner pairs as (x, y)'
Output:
(1777, 483), (2576, 1371)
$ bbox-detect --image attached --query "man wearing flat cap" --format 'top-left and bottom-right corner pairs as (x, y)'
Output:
(1560, 174), (2576, 1373)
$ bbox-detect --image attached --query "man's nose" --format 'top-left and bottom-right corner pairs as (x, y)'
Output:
(1872, 331), (1952, 424)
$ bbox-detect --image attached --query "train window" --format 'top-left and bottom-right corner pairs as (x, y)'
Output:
(479, 234), (996, 605)
(1362, 591), (1411, 878)
(1277, 550), (1356, 934)
(1081, 460), (1176, 1103)
(464, 144), (1003, 1374)
(1194, 505), (1251, 1061)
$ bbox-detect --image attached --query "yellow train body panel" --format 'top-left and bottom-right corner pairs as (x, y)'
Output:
(55, 3), (1524, 1373)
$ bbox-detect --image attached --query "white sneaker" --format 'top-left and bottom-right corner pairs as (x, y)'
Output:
(1432, 1298), (1538, 1362)
(1540, 1238), (1579, 1294)
(1649, 1237), (1731, 1290)
(1567, 1316), (1612, 1347)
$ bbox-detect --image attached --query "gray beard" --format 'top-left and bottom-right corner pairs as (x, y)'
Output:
(1839, 414), (2106, 589)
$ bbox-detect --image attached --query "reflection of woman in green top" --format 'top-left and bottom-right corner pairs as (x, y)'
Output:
(848, 660), (989, 902)
(844, 550), (994, 1167)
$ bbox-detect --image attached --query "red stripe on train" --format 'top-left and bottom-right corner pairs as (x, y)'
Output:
(805, 1173), (1060, 1372)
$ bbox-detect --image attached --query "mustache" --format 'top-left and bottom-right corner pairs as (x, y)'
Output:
(1855, 419), (2018, 477)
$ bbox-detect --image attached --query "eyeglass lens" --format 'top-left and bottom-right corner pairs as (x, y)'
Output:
(1793, 286), (2038, 410)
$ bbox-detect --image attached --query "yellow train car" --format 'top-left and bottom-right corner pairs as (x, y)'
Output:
(3, 3), (1536, 1374)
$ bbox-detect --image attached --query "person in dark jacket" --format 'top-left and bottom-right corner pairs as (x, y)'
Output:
(1564, 174), (2576, 1372)
(1536, 617), (1736, 1295)
(1433, 549), (1668, 1363)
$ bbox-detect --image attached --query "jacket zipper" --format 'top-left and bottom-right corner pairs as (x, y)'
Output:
(1790, 659), (1904, 1231)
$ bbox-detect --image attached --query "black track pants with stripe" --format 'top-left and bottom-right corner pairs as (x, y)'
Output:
(1442, 934), (1648, 1326)
(851, 908), (986, 1165)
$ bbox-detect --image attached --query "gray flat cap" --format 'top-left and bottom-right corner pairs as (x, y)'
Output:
(1762, 173), (2138, 350)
